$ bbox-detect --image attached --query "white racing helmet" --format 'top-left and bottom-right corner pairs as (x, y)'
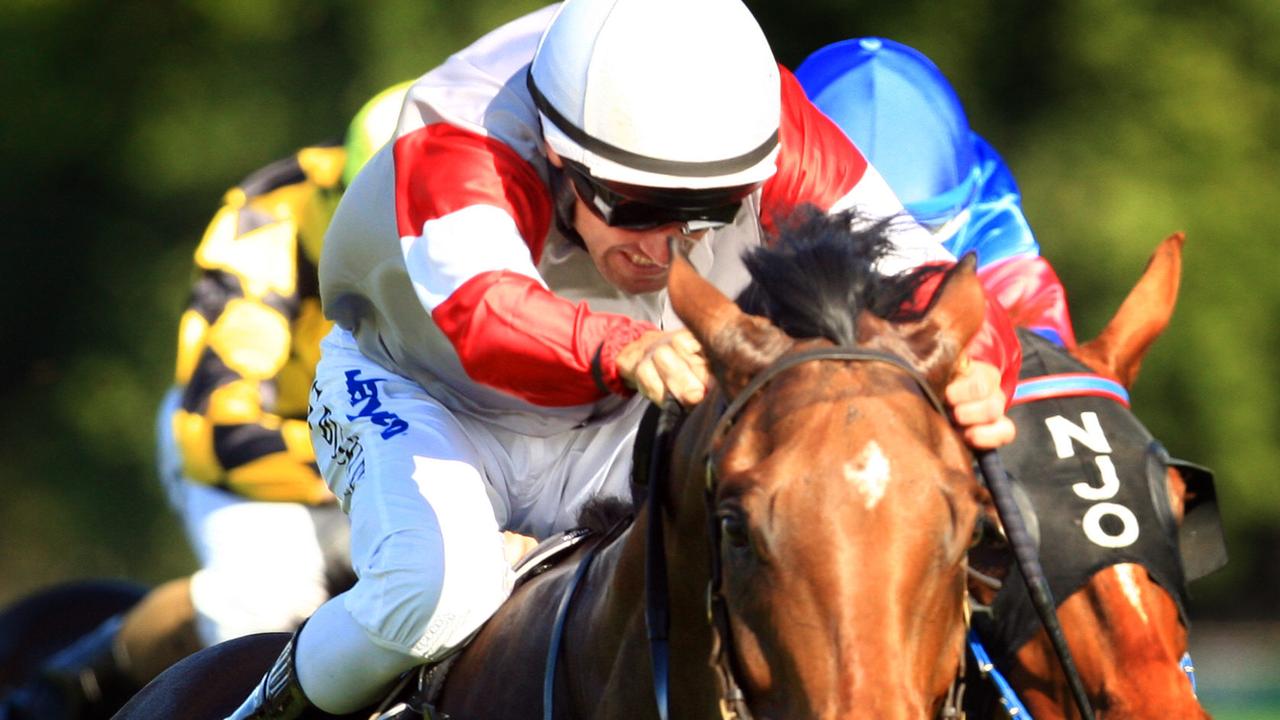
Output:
(529, 0), (781, 229)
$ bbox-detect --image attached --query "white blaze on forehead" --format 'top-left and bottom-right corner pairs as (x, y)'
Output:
(1114, 564), (1150, 625)
(843, 441), (892, 510)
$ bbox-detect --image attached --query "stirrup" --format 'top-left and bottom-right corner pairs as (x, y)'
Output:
(224, 630), (312, 720)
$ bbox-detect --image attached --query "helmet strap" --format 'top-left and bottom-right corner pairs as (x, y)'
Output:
(551, 166), (587, 250)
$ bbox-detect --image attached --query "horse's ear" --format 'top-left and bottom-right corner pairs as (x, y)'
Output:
(668, 250), (793, 396)
(866, 255), (986, 393)
(1076, 233), (1184, 388)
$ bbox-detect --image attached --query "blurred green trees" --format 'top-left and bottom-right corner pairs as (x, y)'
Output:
(1, 1), (1276, 621)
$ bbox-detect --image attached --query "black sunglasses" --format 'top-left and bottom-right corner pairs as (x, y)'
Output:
(562, 160), (757, 232)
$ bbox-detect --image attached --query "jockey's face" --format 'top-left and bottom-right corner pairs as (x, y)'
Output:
(572, 199), (708, 295)
(547, 146), (709, 294)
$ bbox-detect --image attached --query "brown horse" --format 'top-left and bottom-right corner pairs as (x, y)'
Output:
(438, 216), (988, 719)
(966, 233), (1224, 719)
(116, 210), (989, 718)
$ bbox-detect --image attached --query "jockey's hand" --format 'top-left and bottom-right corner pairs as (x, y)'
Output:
(502, 531), (538, 569)
(945, 358), (1016, 450)
(616, 329), (709, 407)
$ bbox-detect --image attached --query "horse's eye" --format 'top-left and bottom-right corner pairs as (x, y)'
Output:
(969, 520), (985, 549)
(718, 508), (751, 548)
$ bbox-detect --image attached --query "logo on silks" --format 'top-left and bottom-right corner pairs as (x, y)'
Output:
(344, 369), (409, 440)
(974, 330), (1226, 659)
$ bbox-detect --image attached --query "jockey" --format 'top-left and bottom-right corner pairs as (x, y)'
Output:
(795, 37), (1077, 347)
(0, 82), (410, 720)
(227, 1), (1023, 717)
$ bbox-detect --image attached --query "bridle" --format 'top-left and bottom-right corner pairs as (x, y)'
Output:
(643, 344), (961, 720)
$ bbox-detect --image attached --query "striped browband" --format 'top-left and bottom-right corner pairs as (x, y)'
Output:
(1011, 373), (1130, 408)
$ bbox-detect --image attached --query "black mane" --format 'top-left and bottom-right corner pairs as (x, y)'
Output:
(737, 206), (944, 344)
(575, 495), (636, 535)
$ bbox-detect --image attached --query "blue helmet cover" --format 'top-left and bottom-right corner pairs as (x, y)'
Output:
(796, 37), (980, 225)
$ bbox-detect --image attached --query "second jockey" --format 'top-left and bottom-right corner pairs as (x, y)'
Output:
(796, 36), (1077, 347)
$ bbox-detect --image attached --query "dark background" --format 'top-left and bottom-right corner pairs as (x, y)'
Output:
(2, 0), (1277, 712)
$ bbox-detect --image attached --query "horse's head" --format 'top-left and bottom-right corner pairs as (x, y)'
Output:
(987, 233), (1222, 719)
(663, 211), (986, 718)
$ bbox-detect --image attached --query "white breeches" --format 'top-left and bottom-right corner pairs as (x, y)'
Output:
(155, 388), (351, 647)
(307, 327), (644, 660)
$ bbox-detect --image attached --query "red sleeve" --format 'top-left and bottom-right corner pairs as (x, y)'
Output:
(432, 272), (656, 406)
(977, 255), (1078, 349)
(394, 123), (658, 406)
(394, 124), (553, 261)
(759, 66), (869, 235)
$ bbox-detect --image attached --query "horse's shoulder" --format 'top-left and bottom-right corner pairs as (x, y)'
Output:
(495, 532), (604, 634)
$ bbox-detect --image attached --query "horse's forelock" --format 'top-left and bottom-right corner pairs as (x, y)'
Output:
(739, 207), (934, 344)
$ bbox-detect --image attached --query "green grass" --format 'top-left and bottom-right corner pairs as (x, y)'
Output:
(1201, 694), (1280, 720)
(1209, 712), (1280, 720)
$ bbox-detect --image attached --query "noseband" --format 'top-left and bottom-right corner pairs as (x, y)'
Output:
(645, 345), (951, 720)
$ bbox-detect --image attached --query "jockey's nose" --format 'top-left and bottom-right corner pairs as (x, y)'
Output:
(635, 232), (673, 266)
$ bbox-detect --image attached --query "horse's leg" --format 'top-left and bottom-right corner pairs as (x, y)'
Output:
(115, 577), (204, 685)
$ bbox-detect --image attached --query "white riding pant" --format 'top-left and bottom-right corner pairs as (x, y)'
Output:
(306, 326), (644, 660)
(155, 388), (351, 647)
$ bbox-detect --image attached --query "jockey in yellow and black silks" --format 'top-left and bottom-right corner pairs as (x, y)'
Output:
(0, 82), (410, 720)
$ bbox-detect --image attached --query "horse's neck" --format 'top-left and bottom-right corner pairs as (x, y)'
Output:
(561, 515), (713, 717)
(566, 407), (722, 718)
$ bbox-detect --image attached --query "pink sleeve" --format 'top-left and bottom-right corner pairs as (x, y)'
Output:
(977, 255), (1078, 349)
(968, 292), (1022, 407)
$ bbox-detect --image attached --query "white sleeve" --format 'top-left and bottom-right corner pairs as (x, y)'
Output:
(830, 163), (956, 275)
